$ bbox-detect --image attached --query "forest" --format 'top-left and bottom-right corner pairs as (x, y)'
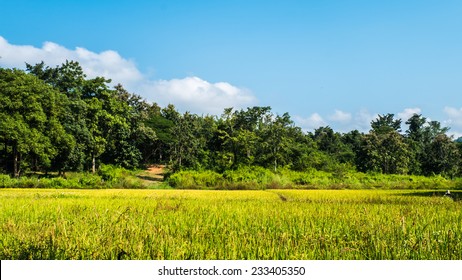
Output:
(1, 61), (462, 186)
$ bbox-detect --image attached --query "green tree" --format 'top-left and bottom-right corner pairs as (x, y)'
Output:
(313, 126), (355, 167)
(168, 111), (203, 170)
(342, 129), (365, 170)
(27, 61), (153, 172)
(359, 131), (410, 174)
(258, 112), (294, 171)
(99, 85), (156, 169)
(422, 134), (459, 177)
(422, 121), (450, 144)
(145, 111), (174, 163)
(27, 61), (90, 172)
(405, 114), (426, 142)
(0, 68), (70, 176)
(371, 113), (402, 134)
(358, 115), (410, 174)
(404, 114), (427, 174)
(404, 114), (452, 176)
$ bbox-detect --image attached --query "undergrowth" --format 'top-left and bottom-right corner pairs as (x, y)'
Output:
(167, 167), (461, 190)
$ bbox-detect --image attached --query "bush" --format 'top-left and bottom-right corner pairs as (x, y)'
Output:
(74, 174), (102, 189)
(169, 167), (293, 190)
(98, 164), (125, 182)
(167, 167), (460, 190)
(1, 166), (459, 190)
(223, 166), (274, 189)
(97, 164), (145, 189)
(0, 168), (148, 189)
(168, 170), (224, 189)
(0, 174), (14, 188)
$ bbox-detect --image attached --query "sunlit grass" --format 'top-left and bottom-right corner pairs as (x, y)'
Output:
(1, 189), (461, 259)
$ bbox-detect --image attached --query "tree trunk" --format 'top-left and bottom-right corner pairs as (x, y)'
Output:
(92, 155), (96, 174)
(2, 140), (7, 172)
(273, 146), (278, 172)
(13, 144), (19, 178)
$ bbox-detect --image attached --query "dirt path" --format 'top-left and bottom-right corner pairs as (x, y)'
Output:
(137, 165), (166, 186)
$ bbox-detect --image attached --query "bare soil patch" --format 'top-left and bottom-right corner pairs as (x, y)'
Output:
(137, 164), (166, 185)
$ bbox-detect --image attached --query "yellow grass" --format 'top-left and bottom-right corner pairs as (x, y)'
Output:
(1, 189), (461, 259)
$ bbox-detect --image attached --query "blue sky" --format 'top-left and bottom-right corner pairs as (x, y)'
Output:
(1, 0), (462, 135)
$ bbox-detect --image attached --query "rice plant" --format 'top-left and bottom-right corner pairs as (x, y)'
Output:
(0, 189), (461, 259)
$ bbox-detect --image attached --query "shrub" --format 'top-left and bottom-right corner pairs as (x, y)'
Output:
(223, 166), (274, 189)
(96, 164), (146, 189)
(0, 174), (14, 188)
(168, 170), (224, 189)
(98, 164), (125, 182)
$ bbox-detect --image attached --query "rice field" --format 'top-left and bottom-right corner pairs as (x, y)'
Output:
(0, 189), (461, 260)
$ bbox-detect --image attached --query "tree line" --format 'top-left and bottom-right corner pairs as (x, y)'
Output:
(1, 61), (461, 178)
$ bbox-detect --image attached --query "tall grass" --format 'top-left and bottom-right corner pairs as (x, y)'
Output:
(1, 189), (461, 259)
(0, 165), (145, 189)
(2, 166), (459, 190)
(167, 167), (460, 190)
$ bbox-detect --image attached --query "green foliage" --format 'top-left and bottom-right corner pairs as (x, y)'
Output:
(358, 131), (411, 174)
(74, 173), (104, 189)
(0, 68), (70, 176)
(98, 164), (144, 189)
(168, 167), (297, 190)
(98, 164), (125, 182)
(371, 113), (402, 134)
(0, 174), (14, 187)
(166, 168), (459, 190)
(168, 170), (224, 189)
(422, 134), (460, 177)
(224, 166), (277, 189)
(0, 165), (147, 189)
(0, 176), (62, 189)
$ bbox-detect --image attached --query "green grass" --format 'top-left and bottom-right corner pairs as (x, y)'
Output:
(0, 167), (149, 189)
(167, 168), (462, 190)
(3, 167), (462, 190)
(1, 189), (461, 260)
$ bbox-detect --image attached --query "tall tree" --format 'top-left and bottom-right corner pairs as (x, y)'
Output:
(258, 112), (294, 171)
(145, 111), (174, 163)
(168, 111), (203, 170)
(422, 121), (450, 143)
(404, 114), (427, 174)
(313, 126), (355, 167)
(405, 114), (426, 142)
(358, 131), (410, 174)
(27, 61), (90, 172)
(422, 134), (460, 177)
(371, 113), (402, 134)
(0, 68), (70, 176)
(358, 115), (410, 174)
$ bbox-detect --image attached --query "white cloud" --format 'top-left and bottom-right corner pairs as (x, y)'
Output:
(295, 109), (378, 133)
(443, 107), (462, 126)
(328, 110), (352, 123)
(0, 36), (256, 115)
(443, 107), (462, 138)
(0, 36), (143, 88)
(140, 77), (256, 115)
(350, 109), (376, 132)
(397, 107), (422, 121)
(294, 113), (327, 131)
